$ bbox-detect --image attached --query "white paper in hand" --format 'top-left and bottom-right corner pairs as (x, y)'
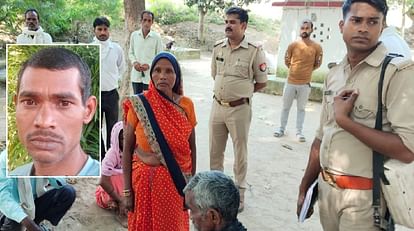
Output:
(299, 180), (318, 222)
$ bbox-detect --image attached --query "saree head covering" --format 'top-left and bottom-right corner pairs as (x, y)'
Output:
(150, 52), (182, 94)
(122, 51), (193, 230)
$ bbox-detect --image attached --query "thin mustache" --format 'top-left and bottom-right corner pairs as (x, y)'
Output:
(353, 36), (368, 39)
(27, 130), (63, 141)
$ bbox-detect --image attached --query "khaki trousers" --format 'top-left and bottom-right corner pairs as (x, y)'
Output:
(318, 175), (384, 231)
(209, 101), (251, 189)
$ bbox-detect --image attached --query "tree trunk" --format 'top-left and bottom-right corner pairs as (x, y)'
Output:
(408, 7), (414, 30)
(120, 0), (145, 98)
(198, 9), (207, 43)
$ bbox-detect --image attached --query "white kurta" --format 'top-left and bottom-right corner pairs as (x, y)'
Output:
(16, 26), (53, 44)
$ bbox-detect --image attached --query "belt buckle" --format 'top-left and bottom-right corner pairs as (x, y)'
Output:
(221, 101), (230, 107)
(322, 170), (338, 188)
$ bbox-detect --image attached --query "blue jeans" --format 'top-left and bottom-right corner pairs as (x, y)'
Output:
(278, 82), (311, 134)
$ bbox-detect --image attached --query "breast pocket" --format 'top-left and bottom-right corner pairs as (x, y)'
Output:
(235, 59), (250, 79)
(216, 59), (225, 75)
(353, 104), (376, 119)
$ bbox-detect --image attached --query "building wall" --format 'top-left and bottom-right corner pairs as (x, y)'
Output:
(276, 7), (346, 77)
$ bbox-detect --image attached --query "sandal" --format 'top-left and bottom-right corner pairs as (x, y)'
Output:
(297, 133), (306, 142)
(273, 129), (284, 137)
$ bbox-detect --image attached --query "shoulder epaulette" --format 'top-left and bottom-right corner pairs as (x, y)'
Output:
(214, 39), (225, 47)
(247, 41), (259, 48)
(327, 62), (337, 69)
(388, 55), (413, 70)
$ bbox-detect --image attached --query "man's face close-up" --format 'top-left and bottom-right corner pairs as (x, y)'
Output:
(141, 13), (154, 33)
(25, 11), (39, 31)
(300, 22), (313, 38)
(224, 14), (246, 41)
(340, 2), (384, 52)
(94, 24), (110, 41)
(15, 67), (89, 166)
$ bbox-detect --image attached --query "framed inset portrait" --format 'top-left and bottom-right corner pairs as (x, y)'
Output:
(6, 44), (101, 177)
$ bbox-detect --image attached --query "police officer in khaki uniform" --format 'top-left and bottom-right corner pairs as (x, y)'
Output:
(209, 6), (267, 213)
(297, 0), (414, 230)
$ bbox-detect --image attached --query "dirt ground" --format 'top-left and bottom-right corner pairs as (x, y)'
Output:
(1, 54), (412, 231)
(53, 53), (322, 231)
(158, 21), (279, 54)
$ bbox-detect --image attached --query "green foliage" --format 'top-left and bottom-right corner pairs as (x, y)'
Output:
(149, 0), (198, 25)
(7, 45), (100, 171)
(249, 14), (280, 34)
(276, 67), (288, 78)
(205, 10), (225, 24)
(311, 71), (326, 84)
(184, 0), (233, 14)
(0, 0), (123, 41)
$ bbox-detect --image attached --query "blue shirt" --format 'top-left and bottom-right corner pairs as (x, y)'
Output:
(0, 150), (66, 223)
(9, 155), (100, 176)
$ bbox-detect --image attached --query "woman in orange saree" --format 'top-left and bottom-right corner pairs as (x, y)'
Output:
(122, 52), (196, 231)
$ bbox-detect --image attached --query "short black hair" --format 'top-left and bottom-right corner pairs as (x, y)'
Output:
(225, 6), (249, 23)
(342, 0), (388, 19)
(17, 47), (92, 105)
(24, 8), (39, 20)
(302, 19), (314, 29)
(93, 17), (110, 28)
(141, 10), (154, 21)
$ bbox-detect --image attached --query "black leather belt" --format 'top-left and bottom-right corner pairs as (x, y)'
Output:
(213, 95), (249, 107)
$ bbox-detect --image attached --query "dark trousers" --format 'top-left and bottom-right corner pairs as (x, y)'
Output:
(132, 82), (148, 95)
(0, 185), (76, 230)
(101, 89), (119, 158)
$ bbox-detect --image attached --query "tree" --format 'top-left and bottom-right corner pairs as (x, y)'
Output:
(120, 0), (145, 98)
(407, 0), (414, 30)
(185, 0), (229, 42)
(185, 0), (257, 43)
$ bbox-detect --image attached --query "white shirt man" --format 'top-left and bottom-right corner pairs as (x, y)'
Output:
(128, 10), (163, 94)
(16, 9), (52, 44)
(92, 17), (126, 156)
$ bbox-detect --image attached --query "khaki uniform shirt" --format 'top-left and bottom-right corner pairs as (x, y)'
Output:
(211, 37), (267, 102)
(316, 43), (414, 178)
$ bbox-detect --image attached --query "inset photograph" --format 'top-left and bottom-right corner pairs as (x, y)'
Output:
(6, 44), (100, 177)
